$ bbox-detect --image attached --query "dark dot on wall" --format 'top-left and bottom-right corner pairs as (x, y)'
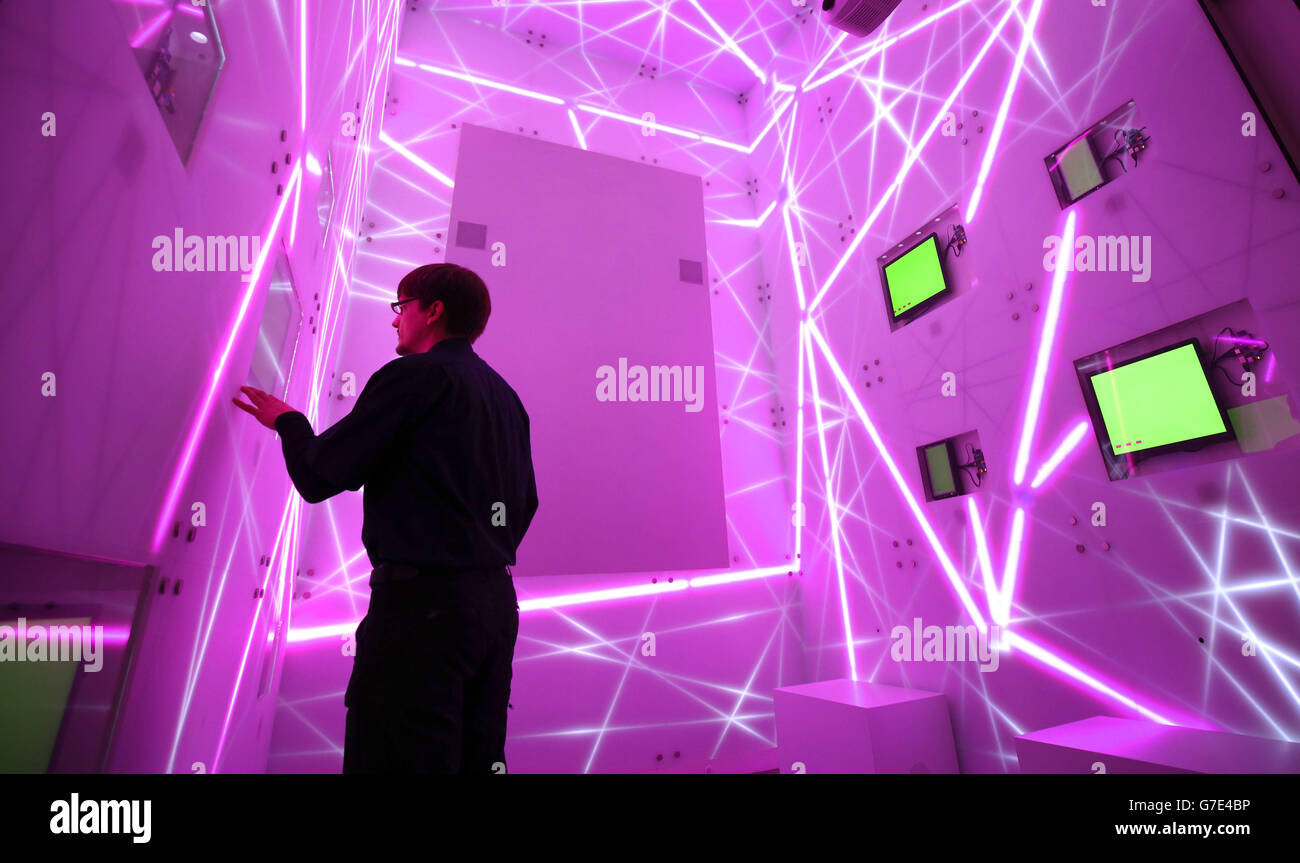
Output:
(893, 540), (899, 547)
(906, 539), (912, 546)
(896, 561), (903, 568)
(1198, 637), (1205, 644)
(1076, 544), (1085, 553)
(1193, 482), (1221, 504)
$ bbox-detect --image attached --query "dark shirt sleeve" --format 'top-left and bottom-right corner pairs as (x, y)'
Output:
(521, 410), (539, 539)
(274, 360), (416, 504)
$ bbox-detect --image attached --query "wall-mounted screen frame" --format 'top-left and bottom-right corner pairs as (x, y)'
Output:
(881, 232), (951, 326)
(1078, 337), (1235, 474)
(125, 0), (226, 167)
(1045, 99), (1140, 208)
(917, 437), (961, 501)
(246, 242), (304, 401)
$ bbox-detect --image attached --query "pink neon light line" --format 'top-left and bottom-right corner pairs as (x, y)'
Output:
(803, 324), (860, 680)
(967, 496), (1000, 618)
(809, 0), (1021, 312)
(998, 507), (1025, 627)
(966, 0), (1043, 222)
(805, 321), (989, 631)
(1012, 209), (1076, 485)
(286, 565), (794, 644)
(1007, 630), (1212, 728)
(794, 320), (806, 560)
(803, 0), (980, 91)
(128, 9), (171, 48)
(1029, 420), (1090, 489)
(300, 0), (308, 132)
(149, 163), (303, 553)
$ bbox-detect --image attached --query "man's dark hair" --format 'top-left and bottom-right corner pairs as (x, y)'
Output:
(397, 263), (492, 344)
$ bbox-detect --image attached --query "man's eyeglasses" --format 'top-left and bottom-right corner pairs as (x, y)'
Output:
(391, 298), (419, 315)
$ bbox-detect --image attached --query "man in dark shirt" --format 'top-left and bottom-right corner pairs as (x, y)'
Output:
(233, 263), (538, 774)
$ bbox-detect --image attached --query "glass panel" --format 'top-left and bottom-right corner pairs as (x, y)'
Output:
(121, 0), (225, 166)
(246, 253), (302, 400)
(317, 149), (336, 248)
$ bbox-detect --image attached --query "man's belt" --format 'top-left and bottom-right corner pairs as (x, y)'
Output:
(370, 561), (511, 586)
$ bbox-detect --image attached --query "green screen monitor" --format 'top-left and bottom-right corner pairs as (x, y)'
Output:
(882, 233), (950, 323)
(1057, 135), (1104, 203)
(1086, 339), (1233, 460)
(919, 439), (960, 500)
(0, 616), (89, 773)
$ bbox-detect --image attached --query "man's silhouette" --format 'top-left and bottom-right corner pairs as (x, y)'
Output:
(233, 263), (538, 773)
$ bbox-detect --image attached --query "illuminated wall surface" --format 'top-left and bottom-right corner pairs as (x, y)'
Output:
(2, 0), (1299, 774)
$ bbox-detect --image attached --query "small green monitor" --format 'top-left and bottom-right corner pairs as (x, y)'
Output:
(920, 440), (959, 500)
(1087, 339), (1231, 457)
(883, 233), (949, 321)
(1058, 136), (1104, 202)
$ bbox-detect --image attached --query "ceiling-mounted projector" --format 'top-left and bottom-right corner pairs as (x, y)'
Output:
(821, 0), (904, 38)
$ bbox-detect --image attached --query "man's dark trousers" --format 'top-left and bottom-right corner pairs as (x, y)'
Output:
(343, 563), (520, 774)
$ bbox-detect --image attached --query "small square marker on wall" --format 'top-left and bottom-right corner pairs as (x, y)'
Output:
(455, 220), (488, 249)
(679, 259), (704, 284)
